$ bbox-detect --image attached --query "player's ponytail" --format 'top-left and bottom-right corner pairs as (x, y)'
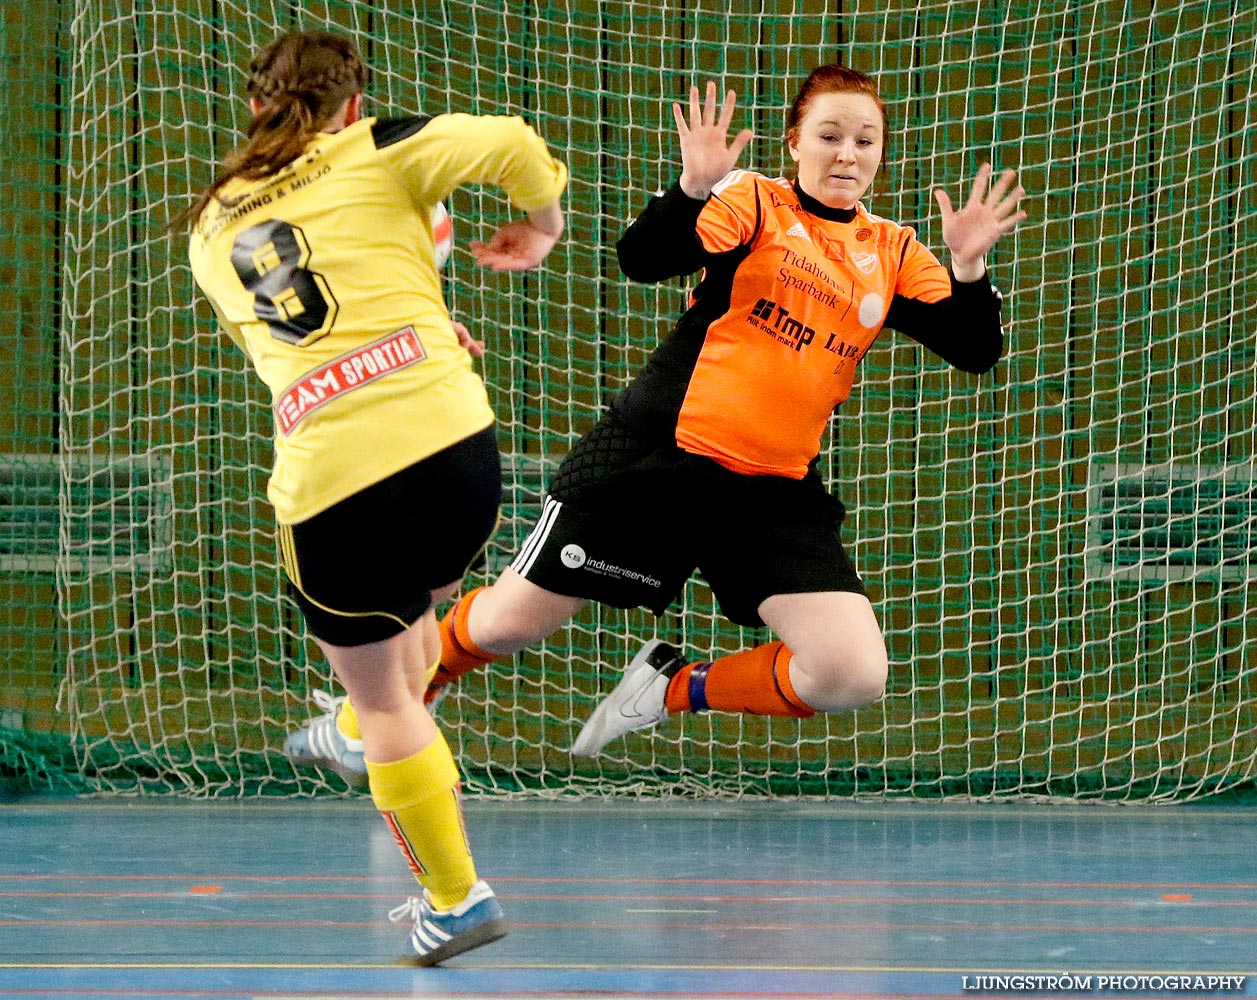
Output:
(185, 31), (365, 227)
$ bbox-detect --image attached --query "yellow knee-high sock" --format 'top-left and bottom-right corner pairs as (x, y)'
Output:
(335, 697), (361, 741)
(367, 735), (477, 910)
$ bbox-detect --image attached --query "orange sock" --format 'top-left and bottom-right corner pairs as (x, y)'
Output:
(431, 587), (497, 696)
(664, 641), (815, 718)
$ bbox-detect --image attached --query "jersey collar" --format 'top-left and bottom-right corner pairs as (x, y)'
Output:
(793, 179), (859, 223)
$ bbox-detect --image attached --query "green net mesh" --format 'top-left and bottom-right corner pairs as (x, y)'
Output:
(2, 1), (1255, 800)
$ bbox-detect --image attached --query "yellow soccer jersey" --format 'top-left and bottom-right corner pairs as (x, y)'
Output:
(189, 113), (567, 523)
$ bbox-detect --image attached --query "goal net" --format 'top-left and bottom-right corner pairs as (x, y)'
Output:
(3, 1), (1255, 800)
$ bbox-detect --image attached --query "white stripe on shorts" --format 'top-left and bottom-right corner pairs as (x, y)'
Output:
(511, 495), (563, 578)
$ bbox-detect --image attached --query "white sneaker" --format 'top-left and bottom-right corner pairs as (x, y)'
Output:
(570, 639), (685, 757)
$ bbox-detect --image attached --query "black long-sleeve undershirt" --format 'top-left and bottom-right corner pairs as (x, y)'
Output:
(616, 180), (1005, 375)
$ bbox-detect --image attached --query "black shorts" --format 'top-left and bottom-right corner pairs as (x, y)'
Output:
(278, 425), (501, 647)
(510, 414), (864, 627)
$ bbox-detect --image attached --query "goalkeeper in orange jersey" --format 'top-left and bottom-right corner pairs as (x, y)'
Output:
(429, 66), (1025, 751)
(188, 29), (566, 964)
(292, 66), (1024, 766)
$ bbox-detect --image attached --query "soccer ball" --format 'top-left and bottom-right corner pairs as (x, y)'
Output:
(432, 201), (453, 270)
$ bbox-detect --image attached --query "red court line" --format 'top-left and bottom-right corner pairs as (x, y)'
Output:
(0, 919), (379, 928)
(3, 872), (1256, 891)
(1, 889), (1252, 907)
(0, 989), (945, 994)
(509, 875), (1257, 891)
(0, 990), (1226, 1000)
(0, 991), (891, 1000)
(0, 989), (1201, 1000)
(2, 918), (1255, 935)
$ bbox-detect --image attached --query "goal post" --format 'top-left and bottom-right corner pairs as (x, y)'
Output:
(3, 1), (1255, 800)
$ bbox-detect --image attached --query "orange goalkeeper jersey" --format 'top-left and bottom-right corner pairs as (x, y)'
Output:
(613, 170), (1003, 479)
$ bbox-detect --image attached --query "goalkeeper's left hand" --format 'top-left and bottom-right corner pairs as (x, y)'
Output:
(933, 163), (1027, 282)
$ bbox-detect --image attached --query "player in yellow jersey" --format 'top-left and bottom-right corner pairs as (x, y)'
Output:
(188, 29), (566, 965)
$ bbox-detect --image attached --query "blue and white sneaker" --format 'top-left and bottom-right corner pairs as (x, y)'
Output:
(283, 689), (367, 787)
(389, 879), (509, 966)
(569, 639), (686, 757)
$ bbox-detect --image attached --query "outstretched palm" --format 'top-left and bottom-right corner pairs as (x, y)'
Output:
(674, 81), (754, 200)
(933, 163), (1027, 280)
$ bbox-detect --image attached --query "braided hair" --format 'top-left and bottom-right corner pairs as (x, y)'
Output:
(188, 30), (366, 224)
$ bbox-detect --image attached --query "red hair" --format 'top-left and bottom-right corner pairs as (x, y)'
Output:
(786, 64), (888, 149)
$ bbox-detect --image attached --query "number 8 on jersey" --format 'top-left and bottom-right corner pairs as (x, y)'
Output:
(230, 219), (338, 346)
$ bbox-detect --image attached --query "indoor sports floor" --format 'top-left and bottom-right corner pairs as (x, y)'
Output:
(2, 798), (1255, 999)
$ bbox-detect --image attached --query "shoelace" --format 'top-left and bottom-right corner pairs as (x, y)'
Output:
(308, 688), (341, 723)
(388, 896), (424, 924)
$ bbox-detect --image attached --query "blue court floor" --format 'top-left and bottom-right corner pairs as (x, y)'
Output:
(1, 798), (1254, 999)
